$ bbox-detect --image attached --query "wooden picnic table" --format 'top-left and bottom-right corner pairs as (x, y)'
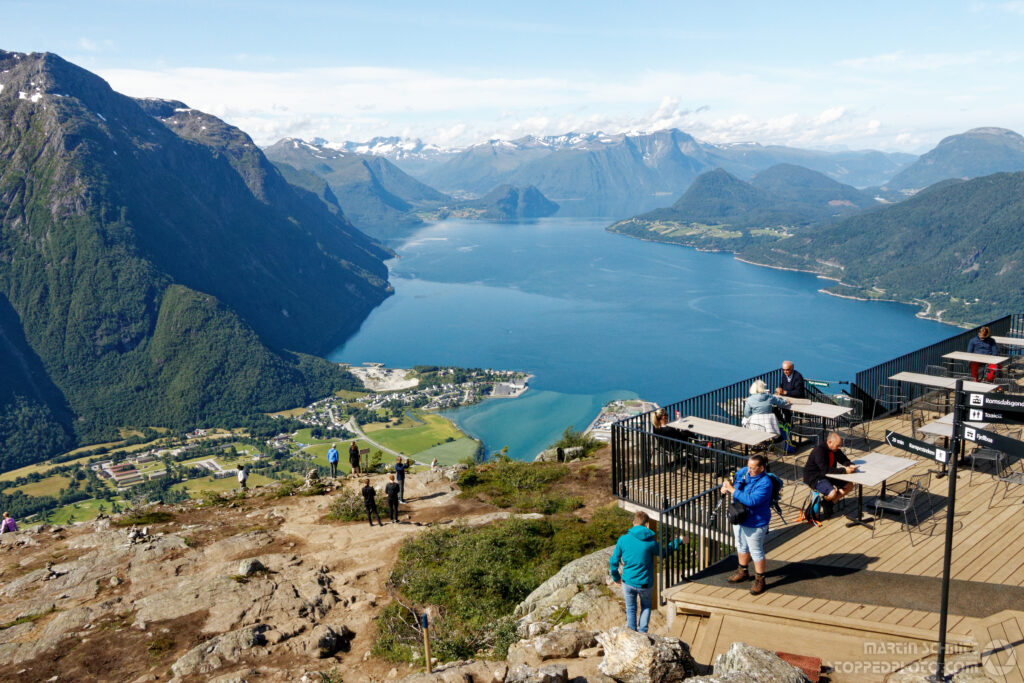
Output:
(829, 452), (918, 528)
(942, 350), (1010, 365)
(917, 413), (989, 439)
(668, 416), (775, 450)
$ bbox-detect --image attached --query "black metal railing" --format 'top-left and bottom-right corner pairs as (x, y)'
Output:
(613, 426), (753, 510)
(658, 485), (735, 596)
(851, 315), (1014, 417)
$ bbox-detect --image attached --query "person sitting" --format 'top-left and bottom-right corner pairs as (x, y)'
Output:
(650, 408), (693, 442)
(803, 432), (856, 503)
(743, 380), (789, 436)
(776, 360), (806, 399)
(967, 326), (1000, 382)
(0, 511), (17, 535)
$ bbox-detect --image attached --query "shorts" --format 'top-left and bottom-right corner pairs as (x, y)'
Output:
(732, 524), (767, 562)
(814, 477), (844, 496)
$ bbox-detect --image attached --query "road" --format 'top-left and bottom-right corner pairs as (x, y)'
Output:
(344, 418), (405, 460)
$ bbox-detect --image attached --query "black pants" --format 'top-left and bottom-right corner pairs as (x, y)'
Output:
(329, 462), (337, 478)
(398, 478), (405, 502)
(388, 497), (399, 522)
(365, 503), (381, 526)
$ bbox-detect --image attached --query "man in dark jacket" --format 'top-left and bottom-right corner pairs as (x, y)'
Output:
(803, 432), (857, 503)
(776, 360), (806, 399)
(349, 442), (361, 475)
(967, 326), (1000, 382)
(395, 456), (407, 503)
(361, 479), (382, 526)
(384, 474), (401, 523)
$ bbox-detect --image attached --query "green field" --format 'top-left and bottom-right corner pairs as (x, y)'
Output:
(413, 437), (480, 465)
(170, 473), (274, 497)
(3, 474), (72, 498)
(49, 498), (119, 524)
(362, 412), (466, 456)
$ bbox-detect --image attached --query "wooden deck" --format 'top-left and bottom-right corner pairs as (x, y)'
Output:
(657, 408), (1024, 681)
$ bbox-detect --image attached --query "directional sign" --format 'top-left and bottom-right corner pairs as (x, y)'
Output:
(885, 429), (948, 463)
(806, 379), (830, 387)
(966, 392), (1024, 424)
(961, 425), (1024, 458)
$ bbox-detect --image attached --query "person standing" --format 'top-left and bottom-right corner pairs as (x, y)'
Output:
(362, 479), (382, 526)
(237, 464), (248, 491)
(967, 326), (1000, 382)
(395, 456), (407, 503)
(722, 454), (774, 595)
(0, 512), (17, 534)
(327, 444), (339, 478)
(609, 510), (685, 632)
(349, 441), (361, 475)
(384, 474), (401, 523)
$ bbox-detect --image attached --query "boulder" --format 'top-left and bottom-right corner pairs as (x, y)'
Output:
(306, 623), (353, 658)
(506, 664), (568, 683)
(534, 449), (558, 463)
(563, 447), (585, 461)
(712, 642), (808, 683)
(237, 558), (266, 577)
(170, 625), (268, 677)
(596, 627), (699, 683)
(395, 659), (503, 683)
(515, 547), (613, 619)
(508, 629), (597, 667)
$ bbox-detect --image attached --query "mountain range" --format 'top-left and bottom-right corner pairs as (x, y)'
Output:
(0, 51), (392, 468)
(884, 127), (1024, 192)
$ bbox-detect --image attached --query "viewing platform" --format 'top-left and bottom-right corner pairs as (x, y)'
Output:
(611, 314), (1024, 681)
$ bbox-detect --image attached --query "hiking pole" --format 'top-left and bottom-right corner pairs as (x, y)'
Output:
(706, 492), (728, 528)
(421, 612), (432, 673)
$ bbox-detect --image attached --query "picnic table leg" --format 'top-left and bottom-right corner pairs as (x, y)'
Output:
(846, 484), (874, 529)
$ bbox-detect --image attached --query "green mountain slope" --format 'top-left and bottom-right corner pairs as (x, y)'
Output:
(886, 127), (1024, 191)
(741, 172), (1024, 323)
(0, 51), (391, 466)
(264, 138), (448, 240)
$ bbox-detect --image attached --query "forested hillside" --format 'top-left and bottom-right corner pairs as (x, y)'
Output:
(0, 51), (391, 467)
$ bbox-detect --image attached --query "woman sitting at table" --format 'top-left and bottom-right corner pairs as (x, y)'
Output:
(650, 408), (694, 442)
(742, 380), (790, 437)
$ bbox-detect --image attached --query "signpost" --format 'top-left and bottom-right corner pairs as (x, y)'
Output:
(884, 430), (948, 463)
(965, 392), (1024, 424)
(960, 424), (1024, 458)
(929, 381), (964, 681)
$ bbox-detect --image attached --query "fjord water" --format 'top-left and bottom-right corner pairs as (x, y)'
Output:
(331, 218), (951, 459)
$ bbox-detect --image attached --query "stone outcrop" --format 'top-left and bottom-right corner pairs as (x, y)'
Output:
(711, 642), (809, 683)
(506, 663), (568, 683)
(596, 627), (699, 683)
(507, 629), (597, 667)
(533, 447), (586, 463)
(515, 547), (613, 621)
(170, 624), (269, 678)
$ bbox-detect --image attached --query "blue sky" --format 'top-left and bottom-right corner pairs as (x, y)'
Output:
(4, 1), (1024, 150)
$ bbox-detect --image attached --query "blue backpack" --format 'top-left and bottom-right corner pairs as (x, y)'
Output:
(799, 491), (834, 526)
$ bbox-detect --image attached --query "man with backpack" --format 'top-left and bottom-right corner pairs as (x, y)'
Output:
(721, 454), (776, 595)
(803, 432), (856, 504)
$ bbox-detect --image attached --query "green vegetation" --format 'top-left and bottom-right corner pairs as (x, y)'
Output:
(548, 426), (604, 457)
(0, 54), (392, 470)
(49, 498), (119, 524)
(1, 606), (56, 630)
(457, 460), (582, 514)
(113, 510), (174, 527)
(375, 508), (631, 662)
(147, 636), (176, 660)
(170, 473), (273, 498)
(363, 412), (465, 456)
(327, 490), (380, 522)
(3, 474), (72, 498)
(414, 438), (482, 466)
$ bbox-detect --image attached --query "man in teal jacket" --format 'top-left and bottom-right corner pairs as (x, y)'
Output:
(609, 510), (686, 632)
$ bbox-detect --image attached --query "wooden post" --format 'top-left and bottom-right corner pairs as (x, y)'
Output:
(421, 612), (432, 673)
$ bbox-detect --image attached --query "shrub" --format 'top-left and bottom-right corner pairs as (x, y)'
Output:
(376, 507), (630, 663)
(548, 426), (603, 456)
(327, 489), (380, 522)
(456, 460), (579, 513)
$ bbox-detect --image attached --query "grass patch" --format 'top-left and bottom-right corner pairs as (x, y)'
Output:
(375, 506), (631, 662)
(147, 636), (176, 660)
(170, 473), (272, 498)
(114, 511), (173, 527)
(414, 438), (481, 466)
(362, 412), (465, 456)
(457, 460), (582, 514)
(3, 474), (72, 498)
(0, 606), (56, 630)
(49, 498), (118, 524)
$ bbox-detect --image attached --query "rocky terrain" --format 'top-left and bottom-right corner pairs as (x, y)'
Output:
(0, 451), (853, 682)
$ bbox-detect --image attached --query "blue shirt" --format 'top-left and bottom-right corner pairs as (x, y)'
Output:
(609, 525), (677, 587)
(327, 447), (339, 463)
(395, 461), (406, 481)
(731, 467), (773, 529)
(967, 336), (999, 356)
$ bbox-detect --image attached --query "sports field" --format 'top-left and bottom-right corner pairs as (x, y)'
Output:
(413, 437), (480, 465)
(170, 473), (274, 497)
(362, 412), (465, 456)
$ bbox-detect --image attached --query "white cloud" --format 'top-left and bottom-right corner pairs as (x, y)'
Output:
(94, 61), (1024, 153)
(78, 38), (114, 52)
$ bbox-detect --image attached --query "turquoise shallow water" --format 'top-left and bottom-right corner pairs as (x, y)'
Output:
(331, 218), (951, 459)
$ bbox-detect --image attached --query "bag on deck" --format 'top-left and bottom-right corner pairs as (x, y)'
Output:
(798, 491), (834, 527)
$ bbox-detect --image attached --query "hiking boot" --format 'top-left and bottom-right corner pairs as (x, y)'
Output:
(750, 574), (766, 595)
(727, 566), (750, 583)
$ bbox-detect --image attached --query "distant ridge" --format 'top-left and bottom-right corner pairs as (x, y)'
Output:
(886, 127), (1024, 192)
